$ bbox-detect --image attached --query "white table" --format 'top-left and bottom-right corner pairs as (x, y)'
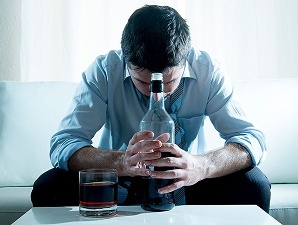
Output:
(12, 205), (281, 225)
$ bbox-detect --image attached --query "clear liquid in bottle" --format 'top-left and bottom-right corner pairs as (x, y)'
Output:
(140, 73), (175, 211)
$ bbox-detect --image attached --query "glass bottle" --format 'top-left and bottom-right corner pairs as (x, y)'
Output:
(140, 73), (175, 211)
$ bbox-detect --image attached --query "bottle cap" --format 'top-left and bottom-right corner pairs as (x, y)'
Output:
(151, 73), (163, 81)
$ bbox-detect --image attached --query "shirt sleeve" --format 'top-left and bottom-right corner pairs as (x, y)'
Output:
(50, 58), (108, 170)
(206, 68), (266, 166)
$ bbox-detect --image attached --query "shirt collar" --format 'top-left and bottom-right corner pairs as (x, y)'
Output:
(124, 65), (130, 80)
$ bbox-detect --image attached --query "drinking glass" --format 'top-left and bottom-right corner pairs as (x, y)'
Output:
(79, 168), (118, 217)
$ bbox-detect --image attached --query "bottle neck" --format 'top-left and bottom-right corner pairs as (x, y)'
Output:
(149, 79), (165, 110)
(149, 92), (165, 109)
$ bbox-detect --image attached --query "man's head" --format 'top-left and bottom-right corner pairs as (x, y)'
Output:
(121, 5), (191, 96)
(121, 5), (191, 73)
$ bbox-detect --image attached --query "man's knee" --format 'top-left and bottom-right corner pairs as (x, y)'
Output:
(185, 167), (271, 212)
(239, 167), (271, 212)
(31, 168), (79, 206)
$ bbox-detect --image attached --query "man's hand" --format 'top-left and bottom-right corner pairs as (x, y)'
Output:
(123, 130), (164, 177)
(144, 142), (252, 194)
(144, 143), (205, 194)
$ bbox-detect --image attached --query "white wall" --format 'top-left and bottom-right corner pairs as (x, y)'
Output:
(1, 0), (298, 81)
(0, 0), (21, 81)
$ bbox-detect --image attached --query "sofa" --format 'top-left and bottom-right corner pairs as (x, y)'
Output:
(0, 79), (297, 225)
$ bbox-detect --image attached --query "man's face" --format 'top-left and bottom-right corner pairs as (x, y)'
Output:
(128, 64), (185, 97)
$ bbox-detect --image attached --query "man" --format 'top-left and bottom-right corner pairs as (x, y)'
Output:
(31, 5), (271, 212)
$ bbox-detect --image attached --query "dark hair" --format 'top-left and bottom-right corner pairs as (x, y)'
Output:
(121, 5), (191, 73)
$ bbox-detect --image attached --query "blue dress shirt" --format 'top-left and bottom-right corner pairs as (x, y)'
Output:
(50, 48), (266, 170)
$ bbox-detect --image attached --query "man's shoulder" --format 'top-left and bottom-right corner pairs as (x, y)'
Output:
(94, 50), (124, 68)
(83, 50), (125, 82)
(188, 48), (220, 68)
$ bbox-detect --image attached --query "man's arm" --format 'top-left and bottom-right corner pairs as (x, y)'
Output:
(67, 131), (165, 177)
(148, 142), (252, 194)
(68, 146), (126, 174)
(202, 142), (252, 179)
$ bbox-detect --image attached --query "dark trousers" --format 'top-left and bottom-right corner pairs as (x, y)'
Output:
(31, 167), (271, 213)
